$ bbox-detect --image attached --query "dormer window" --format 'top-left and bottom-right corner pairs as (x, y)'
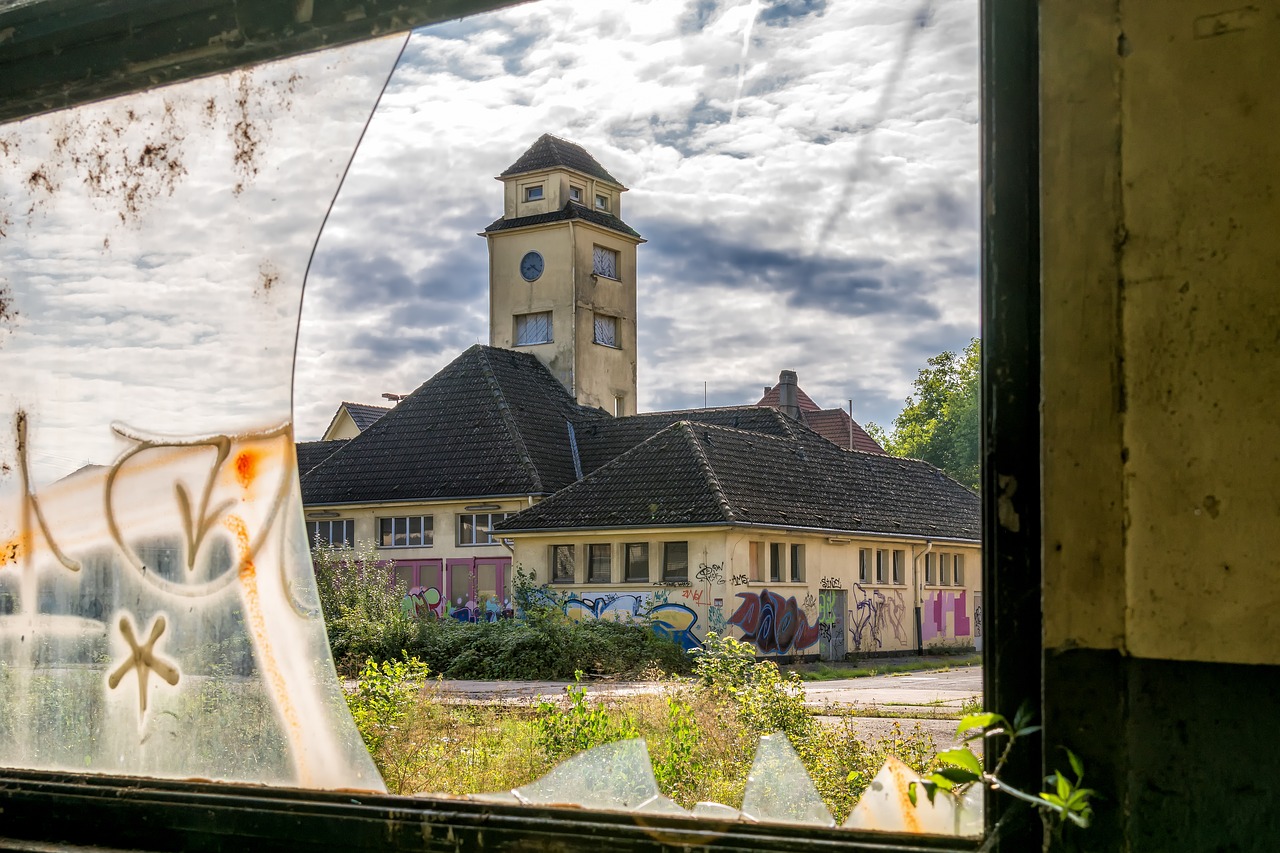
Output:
(524, 185), (544, 201)
(569, 186), (583, 202)
(595, 193), (608, 211)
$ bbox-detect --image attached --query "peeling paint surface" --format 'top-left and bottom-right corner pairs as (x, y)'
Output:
(0, 35), (407, 787)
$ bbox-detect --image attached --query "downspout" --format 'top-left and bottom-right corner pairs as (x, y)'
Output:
(912, 540), (933, 655)
(568, 219), (578, 400)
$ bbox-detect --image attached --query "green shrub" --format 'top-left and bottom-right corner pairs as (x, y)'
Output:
(311, 541), (413, 670)
(693, 632), (813, 741)
(533, 671), (639, 762)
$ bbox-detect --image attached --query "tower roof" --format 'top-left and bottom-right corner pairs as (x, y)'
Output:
(500, 134), (623, 187)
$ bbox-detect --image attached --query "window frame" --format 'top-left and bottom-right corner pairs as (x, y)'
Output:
(456, 512), (510, 547)
(587, 542), (612, 583)
(551, 543), (576, 584)
(305, 518), (354, 547)
(524, 183), (544, 201)
(592, 244), (620, 279)
(0, 0), (1044, 850)
(623, 542), (649, 582)
(592, 312), (619, 347)
(789, 543), (804, 582)
(513, 310), (553, 346)
(661, 540), (688, 583)
(377, 514), (434, 548)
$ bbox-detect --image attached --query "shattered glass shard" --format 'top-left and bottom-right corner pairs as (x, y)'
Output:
(740, 733), (835, 827)
(843, 755), (979, 835)
(511, 738), (673, 813)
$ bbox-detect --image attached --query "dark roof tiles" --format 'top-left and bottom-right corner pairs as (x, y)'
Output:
(483, 201), (642, 241)
(501, 133), (622, 186)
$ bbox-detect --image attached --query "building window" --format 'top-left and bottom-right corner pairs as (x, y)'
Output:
(614, 395), (625, 416)
(457, 512), (510, 546)
(769, 542), (782, 583)
(569, 185), (583, 202)
(592, 245), (619, 279)
(378, 515), (433, 548)
(306, 519), (353, 547)
(892, 549), (905, 585)
(551, 544), (575, 584)
(662, 541), (689, 582)
(595, 193), (609, 211)
(924, 552), (936, 585)
(588, 543), (612, 583)
(749, 541), (764, 581)
(593, 313), (618, 347)
(789, 544), (804, 582)
(624, 543), (649, 582)
(524, 184), (543, 201)
(940, 552), (952, 586)
(954, 554), (965, 586)
(875, 549), (886, 583)
(514, 311), (552, 345)
(859, 548), (870, 582)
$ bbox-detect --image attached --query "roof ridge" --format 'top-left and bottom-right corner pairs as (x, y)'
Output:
(476, 347), (545, 494)
(678, 422), (737, 524)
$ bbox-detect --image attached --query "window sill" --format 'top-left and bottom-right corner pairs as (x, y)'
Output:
(592, 341), (621, 349)
(379, 545), (435, 550)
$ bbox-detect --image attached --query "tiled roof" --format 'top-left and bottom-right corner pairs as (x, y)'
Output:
(295, 439), (347, 477)
(757, 383), (821, 412)
(756, 381), (885, 453)
(495, 422), (979, 541)
(801, 409), (886, 454)
(483, 201), (643, 241)
(343, 402), (390, 430)
(501, 134), (622, 186)
(301, 346), (601, 505)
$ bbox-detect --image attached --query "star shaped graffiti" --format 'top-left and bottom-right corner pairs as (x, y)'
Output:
(108, 613), (181, 716)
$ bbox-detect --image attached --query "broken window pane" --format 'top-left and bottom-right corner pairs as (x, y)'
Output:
(0, 34), (409, 789)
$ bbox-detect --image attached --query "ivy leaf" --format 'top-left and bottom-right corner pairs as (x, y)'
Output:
(1066, 747), (1084, 780)
(936, 748), (982, 776)
(1040, 792), (1066, 809)
(1056, 773), (1071, 801)
(907, 782), (919, 807)
(956, 712), (1002, 736)
(933, 766), (981, 785)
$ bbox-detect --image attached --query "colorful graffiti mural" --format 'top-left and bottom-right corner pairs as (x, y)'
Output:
(848, 584), (908, 652)
(561, 592), (701, 651)
(727, 588), (821, 655)
(922, 590), (970, 642)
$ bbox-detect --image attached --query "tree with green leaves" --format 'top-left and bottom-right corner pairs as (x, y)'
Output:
(867, 338), (980, 490)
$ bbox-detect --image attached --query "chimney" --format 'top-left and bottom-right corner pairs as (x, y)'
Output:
(777, 370), (800, 420)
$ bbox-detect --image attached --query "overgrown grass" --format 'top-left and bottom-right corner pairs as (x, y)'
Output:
(787, 654), (981, 681)
(347, 636), (942, 823)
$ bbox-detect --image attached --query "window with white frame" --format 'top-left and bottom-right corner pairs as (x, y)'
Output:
(940, 552), (952, 586)
(457, 512), (510, 546)
(593, 313), (618, 347)
(569, 185), (583, 202)
(875, 548), (886, 583)
(624, 542), (649, 582)
(954, 553), (965, 586)
(925, 551), (936, 585)
(594, 192), (609, 211)
(892, 549), (905, 584)
(551, 544), (575, 584)
(662, 541), (689, 582)
(524, 184), (543, 201)
(378, 515), (433, 548)
(514, 311), (552, 345)
(859, 547), (870, 582)
(592, 245), (619, 279)
(306, 519), (354, 547)
(588, 543), (612, 583)
(789, 543), (805, 582)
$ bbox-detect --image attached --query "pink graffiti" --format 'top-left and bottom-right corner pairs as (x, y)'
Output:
(923, 590), (969, 642)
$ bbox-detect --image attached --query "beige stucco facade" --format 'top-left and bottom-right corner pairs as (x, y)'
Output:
(506, 526), (981, 658)
(320, 408), (362, 441)
(485, 165), (641, 416)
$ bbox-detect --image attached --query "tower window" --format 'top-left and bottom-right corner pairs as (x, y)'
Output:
(593, 314), (618, 348)
(524, 185), (543, 201)
(569, 185), (583, 202)
(514, 311), (552, 345)
(595, 193), (609, 211)
(592, 245), (619, 279)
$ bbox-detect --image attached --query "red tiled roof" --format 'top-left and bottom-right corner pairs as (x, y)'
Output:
(802, 409), (885, 454)
(756, 383), (821, 412)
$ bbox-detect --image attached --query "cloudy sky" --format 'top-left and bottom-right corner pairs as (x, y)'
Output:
(0, 0), (978, 485)
(295, 0), (980, 439)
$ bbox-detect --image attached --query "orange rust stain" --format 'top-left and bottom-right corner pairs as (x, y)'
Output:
(234, 450), (258, 489)
(1, 536), (23, 567)
(223, 514), (307, 782)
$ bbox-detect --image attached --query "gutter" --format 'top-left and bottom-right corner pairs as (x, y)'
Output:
(911, 540), (934, 656)
(494, 519), (979, 543)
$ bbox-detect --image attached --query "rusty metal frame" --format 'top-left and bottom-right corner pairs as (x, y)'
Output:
(0, 0), (1043, 850)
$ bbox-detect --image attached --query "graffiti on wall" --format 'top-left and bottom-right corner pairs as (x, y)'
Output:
(562, 592), (701, 651)
(922, 590), (970, 642)
(848, 584), (907, 651)
(695, 562), (724, 584)
(727, 589), (820, 655)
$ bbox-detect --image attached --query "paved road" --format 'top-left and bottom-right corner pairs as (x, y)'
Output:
(430, 665), (982, 715)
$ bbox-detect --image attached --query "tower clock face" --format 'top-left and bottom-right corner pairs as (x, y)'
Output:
(519, 251), (544, 282)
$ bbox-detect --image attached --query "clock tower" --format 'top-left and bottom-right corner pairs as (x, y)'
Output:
(482, 134), (644, 416)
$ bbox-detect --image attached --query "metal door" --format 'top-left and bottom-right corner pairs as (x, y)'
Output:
(818, 589), (847, 661)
